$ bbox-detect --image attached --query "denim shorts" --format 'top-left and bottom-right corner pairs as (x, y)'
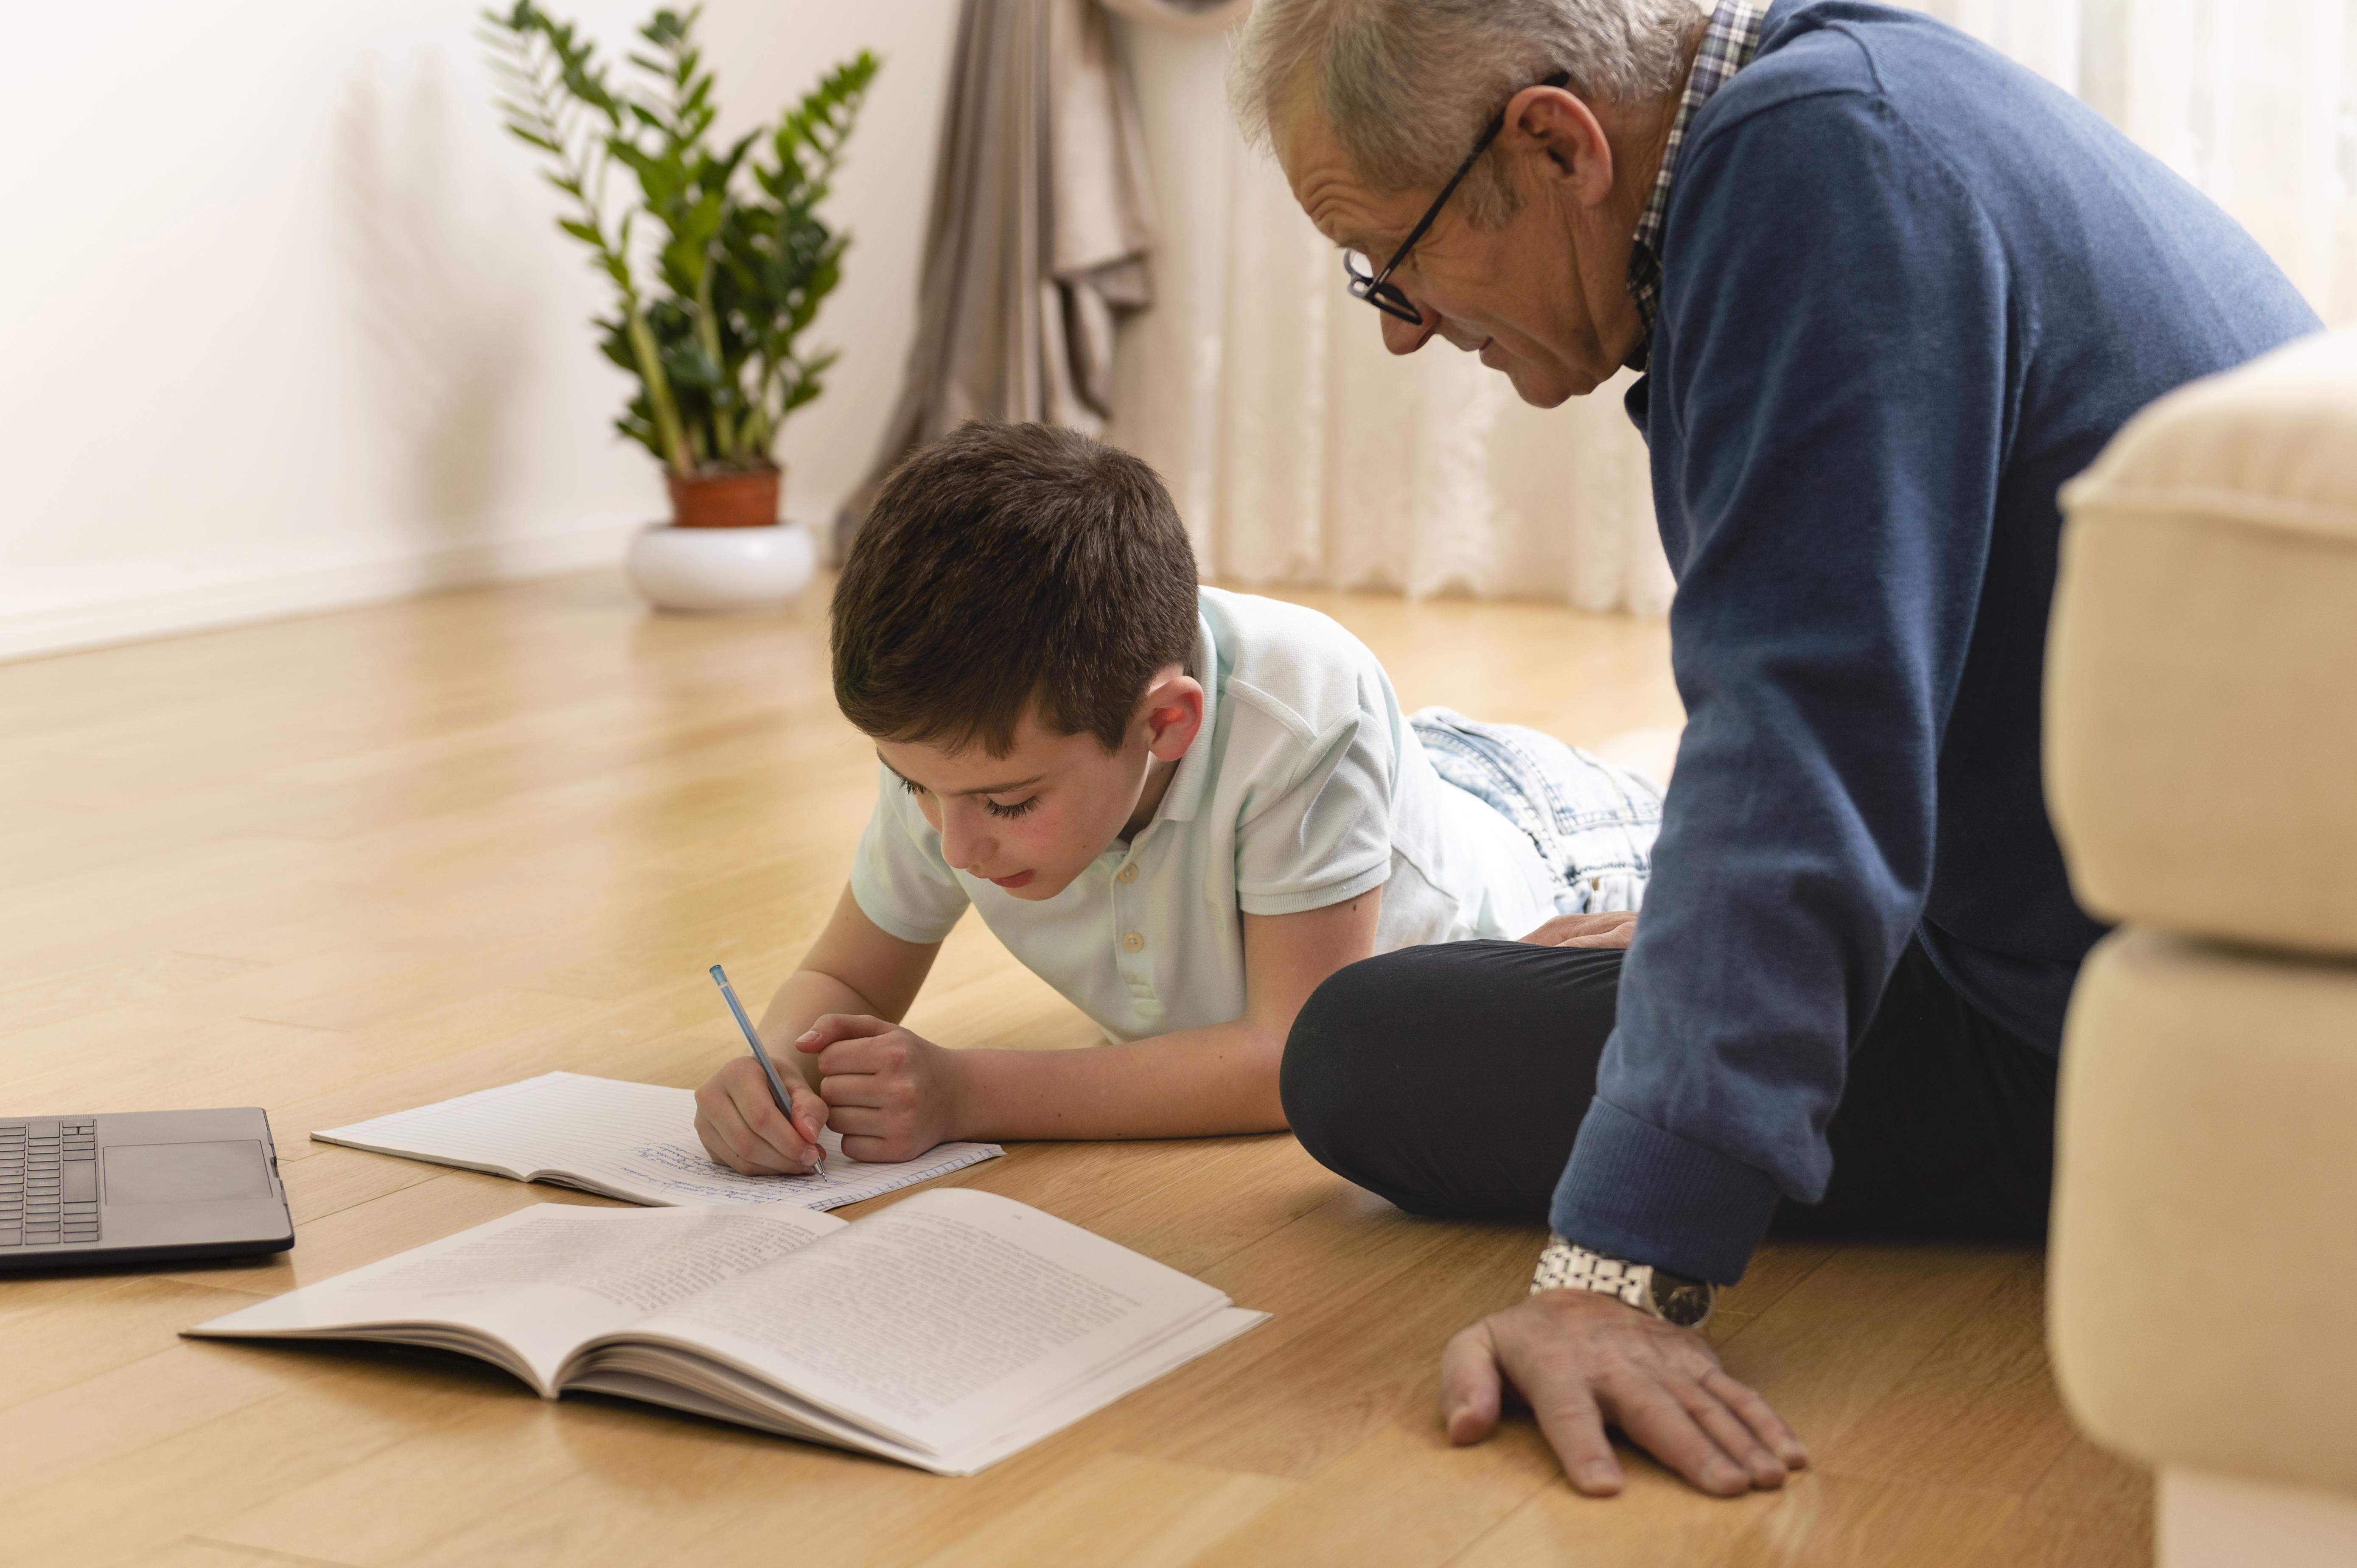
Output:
(1410, 706), (1664, 914)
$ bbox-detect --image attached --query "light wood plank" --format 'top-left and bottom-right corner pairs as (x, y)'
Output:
(0, 569), (2133, 1566)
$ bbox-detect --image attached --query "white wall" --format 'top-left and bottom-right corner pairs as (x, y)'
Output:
(0, 1), (956, 661)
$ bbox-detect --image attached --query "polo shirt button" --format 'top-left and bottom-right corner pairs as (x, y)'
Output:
(1118, 863), (1139, 883)
(1122, 931), (1145, 952)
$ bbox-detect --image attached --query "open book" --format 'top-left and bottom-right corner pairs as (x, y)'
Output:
(313, 1072), (1000, 1211)
(188, 1190), (1265, 1474)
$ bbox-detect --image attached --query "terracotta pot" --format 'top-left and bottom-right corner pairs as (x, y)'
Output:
(667, 466), (782, 528)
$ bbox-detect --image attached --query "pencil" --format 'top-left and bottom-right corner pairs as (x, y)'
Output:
(708, 963), (826, 1179)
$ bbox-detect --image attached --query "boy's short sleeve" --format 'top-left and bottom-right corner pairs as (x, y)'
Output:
(1231, 704), (1396, 917)
(848, 766), (971, 944)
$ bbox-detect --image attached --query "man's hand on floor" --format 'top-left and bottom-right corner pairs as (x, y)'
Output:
(1439, 1288), (1807, 1497)
(1519, 910), (1638, 949)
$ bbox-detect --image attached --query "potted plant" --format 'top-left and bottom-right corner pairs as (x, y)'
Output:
(482, 4), (876, 608)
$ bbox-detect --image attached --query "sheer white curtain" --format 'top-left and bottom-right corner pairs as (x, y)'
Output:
(1107, 0), (2357, 613)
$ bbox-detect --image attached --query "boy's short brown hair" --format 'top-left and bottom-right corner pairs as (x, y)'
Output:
(832, 421), (1201, 756)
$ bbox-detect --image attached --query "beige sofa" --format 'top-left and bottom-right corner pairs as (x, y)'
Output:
(2046, 326), (2357, 1567)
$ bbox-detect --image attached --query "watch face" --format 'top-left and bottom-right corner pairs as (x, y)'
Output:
(1652, 1278), (1715, 1328)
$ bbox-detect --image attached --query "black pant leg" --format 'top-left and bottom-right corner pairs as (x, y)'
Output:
(1281, 940), (1624, 1218)
(1774, 941), (2060, 1239)
(1282, 935), (2059, 1239)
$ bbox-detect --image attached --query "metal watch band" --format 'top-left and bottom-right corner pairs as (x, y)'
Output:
(1529, 1235), (1716, 1329)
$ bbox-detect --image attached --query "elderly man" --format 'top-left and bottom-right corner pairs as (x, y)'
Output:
(1238, 0), (2318, 1500)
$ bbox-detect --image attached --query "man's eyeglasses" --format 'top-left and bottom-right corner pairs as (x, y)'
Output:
(1343, 71), (1573, 326)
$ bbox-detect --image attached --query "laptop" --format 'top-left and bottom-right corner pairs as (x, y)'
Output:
(0, 1108), (294, 1269)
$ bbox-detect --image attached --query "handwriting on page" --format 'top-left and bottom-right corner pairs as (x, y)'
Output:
(619, 1139), (844, 1202)
(619, 1131), (994, 1208)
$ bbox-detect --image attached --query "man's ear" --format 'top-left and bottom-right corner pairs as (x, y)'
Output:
(1139, 669), (1205, 764)
(1497, 84), (1615, 209)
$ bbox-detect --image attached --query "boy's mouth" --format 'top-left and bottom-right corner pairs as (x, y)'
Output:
(988, 871), (1035, 889)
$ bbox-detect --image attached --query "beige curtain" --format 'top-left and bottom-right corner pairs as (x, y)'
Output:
(1110, 0), (2357, 613)
(833, 0), (1162, 557)
(1108, 17), (1675, 614)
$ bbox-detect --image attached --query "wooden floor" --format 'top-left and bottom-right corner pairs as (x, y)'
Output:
(0, 571), (2150, 1568)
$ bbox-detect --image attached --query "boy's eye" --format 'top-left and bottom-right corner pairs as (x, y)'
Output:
(983, 796), (1039, 820)
(898, 776), (925, 797)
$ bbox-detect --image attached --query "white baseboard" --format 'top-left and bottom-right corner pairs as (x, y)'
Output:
(0, 521), (643, 664)
(2163, 1466), (2357, 1568)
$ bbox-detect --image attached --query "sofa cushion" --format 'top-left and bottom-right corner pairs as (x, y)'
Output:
(2049, 927), (2357, 1495)
(2048, 327), (2357, 956)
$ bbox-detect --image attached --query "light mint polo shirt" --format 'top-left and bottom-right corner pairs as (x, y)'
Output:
(848, 588), (1558, 1042)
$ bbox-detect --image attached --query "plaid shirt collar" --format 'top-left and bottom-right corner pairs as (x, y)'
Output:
(1624, 0), (1769, 366)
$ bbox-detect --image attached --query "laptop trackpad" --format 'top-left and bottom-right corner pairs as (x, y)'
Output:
(103, 1141), (271, 1204)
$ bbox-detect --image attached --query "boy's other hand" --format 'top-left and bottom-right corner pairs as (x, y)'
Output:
(1519, 910), (1638, 949)
(799, 1014), (967, 1163)
(694, 1057), (831, 1176)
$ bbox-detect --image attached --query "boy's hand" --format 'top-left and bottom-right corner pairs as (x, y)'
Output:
(693, 1057), (831, 1176)
(1519, 910), (1638, 949)
(799, 1014), (967, 1163)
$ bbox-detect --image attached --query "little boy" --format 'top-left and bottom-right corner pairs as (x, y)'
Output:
(693, 421), (1667, 1174)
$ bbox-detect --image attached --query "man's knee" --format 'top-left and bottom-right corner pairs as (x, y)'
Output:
(1282, 948), (1442, 1193)
(1282, 940), (1624, 1220)
(1281, 946), (1496, 1217)
(1279, 952), (1410, 1178)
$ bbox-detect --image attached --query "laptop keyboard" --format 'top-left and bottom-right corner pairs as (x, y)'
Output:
(0, 1120), (100, 1247)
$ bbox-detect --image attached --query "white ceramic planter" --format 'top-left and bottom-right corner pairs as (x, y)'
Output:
(625, 522), (817, 611)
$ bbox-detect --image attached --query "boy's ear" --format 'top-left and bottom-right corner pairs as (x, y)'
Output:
(1140, 670), (1205, 763)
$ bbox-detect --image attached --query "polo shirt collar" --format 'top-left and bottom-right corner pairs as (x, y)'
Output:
(1623, 0), (1769, 368)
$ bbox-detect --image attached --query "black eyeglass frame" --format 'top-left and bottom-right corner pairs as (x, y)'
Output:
(1344, 70), (1574, 325)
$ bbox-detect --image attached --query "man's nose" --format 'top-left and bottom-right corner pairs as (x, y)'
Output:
(1380, 299), (1440, 356)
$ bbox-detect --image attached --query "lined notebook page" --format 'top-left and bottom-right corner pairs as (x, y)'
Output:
(314, 1072), (1003, 1211)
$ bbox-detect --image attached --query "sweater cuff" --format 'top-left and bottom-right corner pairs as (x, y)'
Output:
(1547, 1097), (1784, 1285)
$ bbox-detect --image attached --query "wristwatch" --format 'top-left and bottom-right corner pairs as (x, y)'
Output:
(1530, 1235), (1717, 1329)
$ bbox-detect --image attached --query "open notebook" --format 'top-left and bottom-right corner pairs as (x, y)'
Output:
(187, 1191), (1265, 1473)
(313, 1072), (999, 1211)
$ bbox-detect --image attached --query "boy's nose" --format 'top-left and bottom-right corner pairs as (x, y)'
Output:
(939, 809), (995, 873)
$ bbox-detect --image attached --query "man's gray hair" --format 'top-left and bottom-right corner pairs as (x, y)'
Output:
(1233, 0), (1703, 226)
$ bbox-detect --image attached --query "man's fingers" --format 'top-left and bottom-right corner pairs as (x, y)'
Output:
(1682, 1386), (1789, 1489)
(1704, 1369), (1810, 1470)
(1525, 1377), (1624, 1497)
(1516, 912), (1639, 949)
(1438, 1323), (1505, 1445)
(1598, 1375), (1751, 1497)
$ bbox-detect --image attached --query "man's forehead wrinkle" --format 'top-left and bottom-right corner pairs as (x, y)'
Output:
(1299, 166), (1374, 248)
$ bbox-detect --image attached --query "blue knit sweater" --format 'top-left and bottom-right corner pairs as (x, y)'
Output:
(1552, 0), (2319, 1282)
